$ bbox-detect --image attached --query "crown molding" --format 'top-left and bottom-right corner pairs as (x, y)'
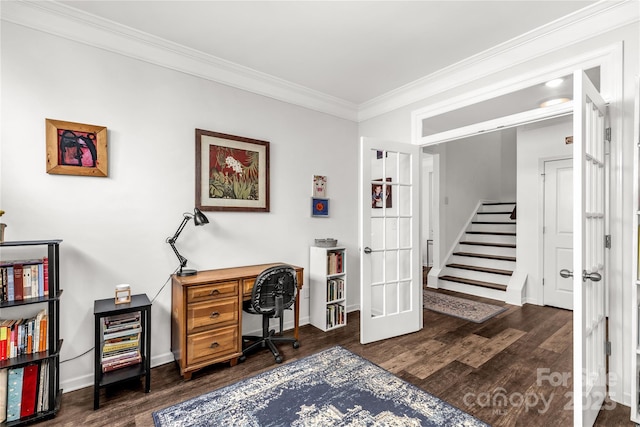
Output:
(0, 0), (359, 121)
(358, 0), (640, 122)
(2, 1), (637, 123)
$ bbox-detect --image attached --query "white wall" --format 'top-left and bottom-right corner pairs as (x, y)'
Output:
(0, 23), (359, 392)
(516, 116), (573, 304)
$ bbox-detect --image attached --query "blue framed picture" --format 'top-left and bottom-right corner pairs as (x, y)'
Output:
(311, 197), (329, 217)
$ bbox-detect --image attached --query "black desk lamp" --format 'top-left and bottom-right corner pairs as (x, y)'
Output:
(167, 207), (209, 276)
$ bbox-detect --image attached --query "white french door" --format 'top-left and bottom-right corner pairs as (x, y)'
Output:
(572, 70), (608, 427)
(359, 137), (422, 344)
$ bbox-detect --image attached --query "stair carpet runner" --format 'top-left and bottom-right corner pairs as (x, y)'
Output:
(439, 202), (516, 292)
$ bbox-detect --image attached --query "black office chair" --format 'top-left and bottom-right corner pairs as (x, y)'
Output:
(239, 265), (300, 363)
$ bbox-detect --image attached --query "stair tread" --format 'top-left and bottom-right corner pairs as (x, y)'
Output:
(466, 231), (516, 236)
(461, 241), (516, 248)
(477, 212), (512, 215)
(453, 252), (516, 262)
(482, 202), (516, 206)
(446, 263), (513, 276)
(472, 221), (516, 224)
(439, 275), (507, 291)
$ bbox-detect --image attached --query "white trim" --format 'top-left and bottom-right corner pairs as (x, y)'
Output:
(0, 0), (359, 121)
(367, 0), (638, 122)
(418, 104), (573, 146)
(412, 43), (624, 145)
(1, 1), (637, 123)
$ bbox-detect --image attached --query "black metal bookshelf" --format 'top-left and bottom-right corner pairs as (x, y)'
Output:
(0, 239), (63, 425)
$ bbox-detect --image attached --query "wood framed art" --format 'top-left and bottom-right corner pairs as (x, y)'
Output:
(46, 119), (108, 177)
(196, 129), (270, 212)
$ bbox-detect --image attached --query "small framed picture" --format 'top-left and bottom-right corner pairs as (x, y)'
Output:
(311, 197), (329, 217)
(45, 118), (108, 177)
(313, 175), (327, 197)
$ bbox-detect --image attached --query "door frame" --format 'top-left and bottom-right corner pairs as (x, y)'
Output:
(411, 42), (624, 404)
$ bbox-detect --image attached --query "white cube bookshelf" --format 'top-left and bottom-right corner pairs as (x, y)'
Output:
(309, 246), (347, 331)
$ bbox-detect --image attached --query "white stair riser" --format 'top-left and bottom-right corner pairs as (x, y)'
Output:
(470, 223), (516, 233)
(475, 213), (515, 223)
(441, 267), (511, 285)
(450, 254), (516, 270)
(480, 204), (516, 213)
(463, 233), (516, 244)
(457, 244), (516, 257)
(436, 279), (507, 301)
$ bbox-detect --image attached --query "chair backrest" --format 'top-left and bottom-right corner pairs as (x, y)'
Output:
(250, 265), (297, 315)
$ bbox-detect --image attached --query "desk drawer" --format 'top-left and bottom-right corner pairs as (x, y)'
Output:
(187, 298), (238, 333)
(186, 325), (238, 365)
(242, 278), (255, 296)
(187, 281), (238, 303)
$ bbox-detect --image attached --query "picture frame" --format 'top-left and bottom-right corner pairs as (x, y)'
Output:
(196, 129), (270, 212)
(312, 175), (327, 197)
(45, 118), (108, 177)
(311, 197), (329, 217)
(372, 178), (392, 208)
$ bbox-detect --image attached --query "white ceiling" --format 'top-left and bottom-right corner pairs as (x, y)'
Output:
(56, 1), (598, 106)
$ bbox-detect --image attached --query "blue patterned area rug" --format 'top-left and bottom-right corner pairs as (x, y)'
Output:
(152, 346), (488, 426)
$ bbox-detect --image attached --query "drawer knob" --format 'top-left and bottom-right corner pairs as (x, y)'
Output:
(209, 312), (220, 318)
(210, 342), (219, 348)
(209, 289), (220, 296)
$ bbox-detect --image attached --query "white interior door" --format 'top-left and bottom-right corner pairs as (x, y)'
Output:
(543, 158), (573, 310)
(360, 137), (422, 344)
(572, 70), (608, 427)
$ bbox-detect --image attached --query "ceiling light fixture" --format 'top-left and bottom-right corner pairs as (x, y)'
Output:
(545, 78), (564, 88)
(539, 97), (571, 108)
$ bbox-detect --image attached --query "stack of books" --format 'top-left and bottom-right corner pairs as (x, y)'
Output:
(101, 311), (142, 373)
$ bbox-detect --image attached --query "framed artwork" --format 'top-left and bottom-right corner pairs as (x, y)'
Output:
(313, 175), (327, 197)
(311, 197), (329, 217)
(372, 178), (392, 208)
(196, 129), (270, 212)
(45, 118), (108, 177)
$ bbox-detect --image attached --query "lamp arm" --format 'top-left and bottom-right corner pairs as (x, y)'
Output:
(167, 214), (193, 270)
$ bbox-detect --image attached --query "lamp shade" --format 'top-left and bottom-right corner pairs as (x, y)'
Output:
(193, 208), (209, 226)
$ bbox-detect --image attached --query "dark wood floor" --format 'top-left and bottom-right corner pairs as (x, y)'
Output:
(45, 290), (633, 426)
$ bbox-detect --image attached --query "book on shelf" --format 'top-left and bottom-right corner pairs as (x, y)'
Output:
(0, 258), (49, 302)
(0, 368), (7, 423)
(6, 366), (23, 422)
(0, 309), (48, 360)
(327, 251), (344, 275)
(20, 363), (39, 418)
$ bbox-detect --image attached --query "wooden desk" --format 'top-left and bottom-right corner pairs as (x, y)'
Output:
(171, 263), (303, 380)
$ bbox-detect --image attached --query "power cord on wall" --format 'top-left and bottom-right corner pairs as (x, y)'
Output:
(60, 267), (179, 364)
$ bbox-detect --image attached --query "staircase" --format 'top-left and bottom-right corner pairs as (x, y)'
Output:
(434, 201), (524, 304)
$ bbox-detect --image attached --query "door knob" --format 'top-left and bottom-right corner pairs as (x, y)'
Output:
(559, 269), (573, 278)
(364, 247), (372, 254)
(582, 270), (602, 282)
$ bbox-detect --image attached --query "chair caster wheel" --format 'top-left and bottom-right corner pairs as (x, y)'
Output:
(239, 355), (246, 363)
(293, 341), (300, 349)
(275, 356), (283, 363)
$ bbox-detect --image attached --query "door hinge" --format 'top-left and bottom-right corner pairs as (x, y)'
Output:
(542, 278), (545, 286)
(605, 127), (611, 142)
(605, 235), (611, 249)
(606, 341), (612, 356)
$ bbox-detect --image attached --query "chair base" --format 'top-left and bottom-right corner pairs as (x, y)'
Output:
(240, 315), (299, 364)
